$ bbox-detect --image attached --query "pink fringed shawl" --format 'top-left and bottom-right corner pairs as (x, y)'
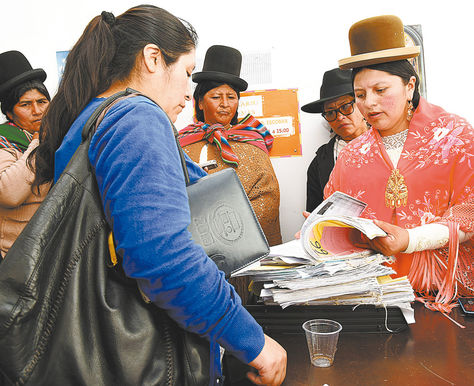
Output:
(325, 98), (474, 313)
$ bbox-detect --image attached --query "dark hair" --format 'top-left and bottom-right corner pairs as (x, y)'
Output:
(1, 80), (50, 117)
(30, 4), (198, 188)
(193, 80), (240, 125)
(352, 60), (421, 109)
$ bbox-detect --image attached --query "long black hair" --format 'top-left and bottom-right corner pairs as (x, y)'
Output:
(30, 4), (197, 188)
(352, 59), (421, 108)
(193, 80), (241, 125)
(1, 80), (50, 117)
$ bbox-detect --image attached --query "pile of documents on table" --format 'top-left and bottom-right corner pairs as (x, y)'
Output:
(232, 192), (415, 318)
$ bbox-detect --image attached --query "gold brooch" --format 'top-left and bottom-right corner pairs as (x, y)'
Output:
(385, 169), (408, 209)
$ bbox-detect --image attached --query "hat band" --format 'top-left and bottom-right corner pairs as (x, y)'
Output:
(339, 46), (420, 70)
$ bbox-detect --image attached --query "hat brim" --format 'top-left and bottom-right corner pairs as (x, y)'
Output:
(301, 84), (354, 113)
(0, 68), (47, 99)
(301, 91), (354, 114)
(338, 46), (420, 70)
(192, 71), (248, 91)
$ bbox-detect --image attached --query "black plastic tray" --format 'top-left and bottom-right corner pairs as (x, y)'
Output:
(244, 304), (408, 334)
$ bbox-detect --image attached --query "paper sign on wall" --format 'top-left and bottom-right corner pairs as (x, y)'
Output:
(239, 88), (302, 157)
(239, 95), (263, 117)
(56, 51), (69, 81)
(260, 116), (294, 138)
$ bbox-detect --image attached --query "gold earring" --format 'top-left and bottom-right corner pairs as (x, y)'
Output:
(406, 100), (414, 121)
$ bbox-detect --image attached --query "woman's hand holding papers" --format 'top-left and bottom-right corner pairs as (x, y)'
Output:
(357, 219), (409, 256)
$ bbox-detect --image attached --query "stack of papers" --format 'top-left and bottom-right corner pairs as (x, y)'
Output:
(232, 192), (416, 322)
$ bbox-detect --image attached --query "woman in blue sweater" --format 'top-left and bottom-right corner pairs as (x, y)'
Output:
(30, 5), (286, 385)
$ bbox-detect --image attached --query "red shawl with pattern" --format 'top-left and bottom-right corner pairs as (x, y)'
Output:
(178, 114), (273, 166)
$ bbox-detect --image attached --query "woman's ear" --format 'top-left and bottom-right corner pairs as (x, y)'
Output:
(5, 111), (13, 122)
(407, 75), (416, 101)
(142, 44), (162, 74)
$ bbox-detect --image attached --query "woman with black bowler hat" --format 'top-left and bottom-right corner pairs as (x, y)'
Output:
(302, 68), (367, 212)
(178, 45), (282, 248)
(0, 51), (51, 258)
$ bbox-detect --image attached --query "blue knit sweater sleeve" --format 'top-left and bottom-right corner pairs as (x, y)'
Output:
(86, 96), (264, 364)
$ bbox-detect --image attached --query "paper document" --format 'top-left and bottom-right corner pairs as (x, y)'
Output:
(268, 239), (309, 260)
(301, 192), (387, 260)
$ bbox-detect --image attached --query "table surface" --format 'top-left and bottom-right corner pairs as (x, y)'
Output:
(273, 302), (474, 386)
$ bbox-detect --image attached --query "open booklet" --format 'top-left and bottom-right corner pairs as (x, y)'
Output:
(231, 191), (387, 277)
(301, 191), (387, 260)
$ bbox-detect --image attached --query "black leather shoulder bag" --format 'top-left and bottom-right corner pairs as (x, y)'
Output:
(0, 90), (210, 386)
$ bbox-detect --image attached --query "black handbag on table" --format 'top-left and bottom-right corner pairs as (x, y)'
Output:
(0, 90), (211, 386)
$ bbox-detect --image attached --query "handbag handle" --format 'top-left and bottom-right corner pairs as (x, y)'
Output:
(173, 130), (191, 186)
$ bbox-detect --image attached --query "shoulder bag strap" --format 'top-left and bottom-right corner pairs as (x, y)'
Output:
(81, 88), (138, 142)
(172, 127), (191, 185)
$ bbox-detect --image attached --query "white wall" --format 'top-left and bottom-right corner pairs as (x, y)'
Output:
(3, 0), (473, 242)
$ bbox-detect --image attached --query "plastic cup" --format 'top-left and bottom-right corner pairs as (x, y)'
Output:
(302, 319), (342, 367)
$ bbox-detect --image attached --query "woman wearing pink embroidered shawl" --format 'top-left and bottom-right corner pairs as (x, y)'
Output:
(327, 15), (474, 314)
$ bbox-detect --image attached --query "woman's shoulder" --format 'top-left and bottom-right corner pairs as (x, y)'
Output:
(413, 97), (472, 132)
(315, 136), (337, 156)
(345, 129), (375, 149)
(106, 95), (168, 120)
(0, 144), (20, 159)
(95, 95), (173, 139)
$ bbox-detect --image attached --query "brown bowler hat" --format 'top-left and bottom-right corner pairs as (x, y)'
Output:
(338, 15), (420, 70)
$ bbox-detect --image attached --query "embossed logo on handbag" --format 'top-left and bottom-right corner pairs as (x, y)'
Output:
(193, 202), (244, 247)
(211, 203), (243, 242)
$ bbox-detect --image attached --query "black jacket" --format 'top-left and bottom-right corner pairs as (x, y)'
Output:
(306, 136), (337, 212)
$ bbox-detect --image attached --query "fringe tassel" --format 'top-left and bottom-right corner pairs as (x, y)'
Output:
(433, 221), (459, 307)
(408, 250), (444, 294)
(409, 221), (465, 327)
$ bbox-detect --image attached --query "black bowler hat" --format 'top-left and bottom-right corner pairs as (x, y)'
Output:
(301, 68), (353, 113)
(192, 45), (248, 91)
(0, 51), (47, 100)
